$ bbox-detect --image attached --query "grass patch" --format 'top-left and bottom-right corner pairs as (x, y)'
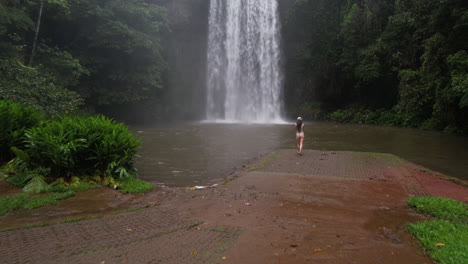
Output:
(117, 178), (153, 194)
(26, 222), (51, 228)
(213, 226), (227, 232)
(408, 220), (468, 264)
(222, 175), (239, 185)
(407, 197), (468, 223)
(112, 207), (145, 215)
(407, 196), (468, 264)
(249, 153), (279, 172)
(0, 227), (15, 232)
(0, 215), (103, 232)
(445, 177), (468, 187)
(368, 152), (403, 166)
(0, 190), (75, 216)
(60, 217), (86, 223)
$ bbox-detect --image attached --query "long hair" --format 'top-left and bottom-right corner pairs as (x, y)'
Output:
(296, 120), (303, 132)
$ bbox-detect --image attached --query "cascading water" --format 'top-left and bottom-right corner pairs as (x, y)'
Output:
(206, 0), (283, 123)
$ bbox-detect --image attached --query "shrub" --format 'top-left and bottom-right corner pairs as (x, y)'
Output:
(0, 100), (43, 162)
(24, 115), (140, 180)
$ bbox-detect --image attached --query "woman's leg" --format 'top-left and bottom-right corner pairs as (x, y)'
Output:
(299, 137), (304, 154)
(296, 137), (300, 153)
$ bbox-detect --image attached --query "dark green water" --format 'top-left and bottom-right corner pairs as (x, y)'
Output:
(133, 122), (467, 187)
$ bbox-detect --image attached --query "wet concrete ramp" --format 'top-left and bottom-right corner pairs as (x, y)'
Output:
(1, 149), (455, 264)
(0, 207), (241, 264)
(258, 150), (431, 197)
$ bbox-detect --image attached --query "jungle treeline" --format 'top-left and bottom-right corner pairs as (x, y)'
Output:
(283, 0), (468, 134)
(0, 0), (169, 116)
(1, 0), (467, 134)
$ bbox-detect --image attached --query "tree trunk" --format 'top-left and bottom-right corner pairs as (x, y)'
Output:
(29, 0), (44, 66)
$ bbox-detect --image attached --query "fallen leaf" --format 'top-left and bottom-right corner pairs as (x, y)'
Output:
(192, 250), (197, 255)
(435, 243), (445, 247)
(314, 249), (323, 252)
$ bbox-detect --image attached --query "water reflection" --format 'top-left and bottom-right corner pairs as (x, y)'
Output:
(133, 122), (467, 186)
(134, 123), (290, 186)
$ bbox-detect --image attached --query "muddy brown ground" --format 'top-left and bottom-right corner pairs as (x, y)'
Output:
(1, 150), (467, 264)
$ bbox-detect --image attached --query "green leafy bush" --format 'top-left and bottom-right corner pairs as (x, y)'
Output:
(24, 115), (140, 180)
(0, 100), (43, 162)
(0, 59), (83, 117)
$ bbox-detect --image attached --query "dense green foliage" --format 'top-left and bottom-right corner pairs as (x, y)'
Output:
(21, 115), (140, 180)
(284, 0), (468, 134)
(0, 102), (146, 195)
(407, 197), (468, 264)
(0, 0), (168, 108)
(0, 100), (43, 162)
(0, 59), (84, 116)
(2, 0), (466, 133)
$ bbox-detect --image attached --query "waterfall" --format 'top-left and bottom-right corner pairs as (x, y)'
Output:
(206, 0), (283, 123)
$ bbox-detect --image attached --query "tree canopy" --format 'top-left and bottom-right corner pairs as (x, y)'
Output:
(283, 0), (468, 133)
(0, 0), (168, 112)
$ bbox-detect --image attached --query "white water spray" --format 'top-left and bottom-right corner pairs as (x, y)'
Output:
(206, 0), (283, 123)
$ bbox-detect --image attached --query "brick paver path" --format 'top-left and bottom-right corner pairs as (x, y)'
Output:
(0, 150), (434, 263)
(259, 150), (430, 197)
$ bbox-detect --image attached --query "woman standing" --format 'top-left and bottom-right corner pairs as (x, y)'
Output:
(294, 117), (304, 155)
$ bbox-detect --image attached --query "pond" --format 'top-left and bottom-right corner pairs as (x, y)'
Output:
(133, 122), (468, 187)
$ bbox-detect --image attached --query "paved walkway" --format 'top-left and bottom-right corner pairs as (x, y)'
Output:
(1, 150), (459, 263)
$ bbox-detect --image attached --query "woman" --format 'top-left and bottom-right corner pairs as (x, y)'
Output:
(294, 117), (304, 155)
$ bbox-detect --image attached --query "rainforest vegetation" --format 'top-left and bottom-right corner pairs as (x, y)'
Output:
(0, 0), (165, 195)
(283, 0), (468, 134)
(0, 0), (467, 195)
(1, 0), (467, 132)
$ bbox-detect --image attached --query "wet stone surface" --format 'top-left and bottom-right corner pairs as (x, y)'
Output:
(1, 149), (466, 263)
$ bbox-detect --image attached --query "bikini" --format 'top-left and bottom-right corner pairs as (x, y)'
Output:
(296, 124), (304, 137)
